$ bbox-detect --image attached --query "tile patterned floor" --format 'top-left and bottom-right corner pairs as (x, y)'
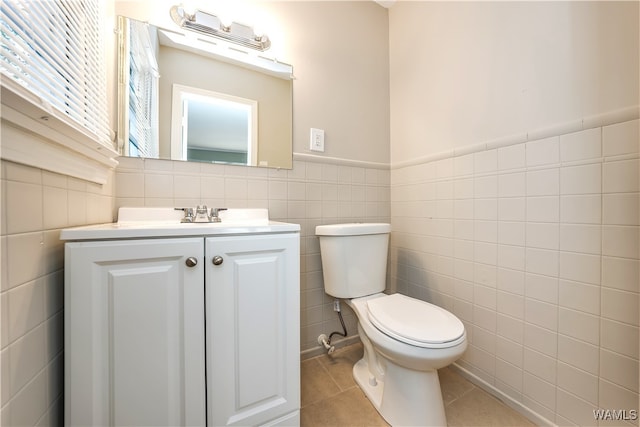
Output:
(301, 343), (536, 427)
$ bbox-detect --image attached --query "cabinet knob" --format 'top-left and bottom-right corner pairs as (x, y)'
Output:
(212, 256), (224, 266)
(185, 257), (198, 267)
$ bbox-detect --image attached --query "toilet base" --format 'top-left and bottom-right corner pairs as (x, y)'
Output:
(353, 357), (447, 426)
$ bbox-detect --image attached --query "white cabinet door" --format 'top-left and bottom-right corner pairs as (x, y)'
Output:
(206, 234), (300, 426)
(65, 238), (206, 427)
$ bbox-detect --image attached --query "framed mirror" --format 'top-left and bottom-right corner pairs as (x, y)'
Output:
(117, 15), (293, 169)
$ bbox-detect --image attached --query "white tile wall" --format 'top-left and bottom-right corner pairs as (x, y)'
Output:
(391, 119), (640, 426)
(1, 160), (114, 426)
(115, 156), (391, 351)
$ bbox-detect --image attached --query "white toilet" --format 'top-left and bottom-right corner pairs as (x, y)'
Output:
(316, 223), (467, 426)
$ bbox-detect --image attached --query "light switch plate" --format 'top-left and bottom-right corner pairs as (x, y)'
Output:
(310, 128), (325, 152)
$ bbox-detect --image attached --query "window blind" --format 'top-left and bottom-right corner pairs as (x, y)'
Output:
(127, 18), (159, 158)
(0, 0), (111, 147)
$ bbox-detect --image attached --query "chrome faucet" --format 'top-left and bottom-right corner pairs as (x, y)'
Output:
(210, 207), (228, 222)
(175, 206), (227, 223)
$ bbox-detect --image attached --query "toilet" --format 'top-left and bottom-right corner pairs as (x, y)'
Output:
(316, 223), (467, 426)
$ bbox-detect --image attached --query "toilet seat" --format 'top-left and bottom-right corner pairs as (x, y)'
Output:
(366, 294), (465, 348)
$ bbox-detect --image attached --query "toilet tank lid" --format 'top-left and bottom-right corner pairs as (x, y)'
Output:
(316, 223), (391, 236)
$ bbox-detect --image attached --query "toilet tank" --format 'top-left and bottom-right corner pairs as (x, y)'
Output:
(315, 223), (391, 298)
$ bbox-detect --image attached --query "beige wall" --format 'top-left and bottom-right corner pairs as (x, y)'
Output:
(389, 1), (639, 163)
(0, 159), (115, 426)
(114, 0), (390, 164)
(389, 2), (639, 426)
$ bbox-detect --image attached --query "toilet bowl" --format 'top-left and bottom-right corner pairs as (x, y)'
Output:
(316, 223), (467, 426)
(347, 293), (467, 426)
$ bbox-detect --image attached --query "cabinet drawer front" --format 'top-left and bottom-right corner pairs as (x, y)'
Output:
(65, 238), (206, 427)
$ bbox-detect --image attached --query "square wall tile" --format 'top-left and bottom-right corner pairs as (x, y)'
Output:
(7, 279), (45, 343)
(527, 221), (560, 250)
(560, 163), (601, 195)
(603, 159), (639, 193)
(525, 299), (557, 331)
(454, 154), (474, 177)
(474, 149), (497, 174)
(524, 347), (556, 383)
(560, 195), (602, 224)
(599, 379), (639, 414)
(523, 372), (556, 411)
(498, 172), (526, 198)
(600, 318), (638, 359)
(560, 128), (601, 162)
(525, 273), (558, 304)
(558, 279), (600, 315)
(9, 325), (45, 396)
(603, 119), (639, 157)
(558, 334), (599, 375)
(602, 256), (639, 293)
(559, 224), (601, 255)
(600, 349), (639, 393)
(498, 222), (526, 246)
(603, 193), (639, 226)
(497, 314), (524, 344)
(559, 251), (601, 285)
(601, 287), (639, 326)
(43, 187), (68, 230)
(558, 308), (599, 345)
(525, 248), (558, 278)
(498, 198), (526, 221)
(497, 267), (525, 295)
(527, 136), (560, 167)
(555, 388), (597, 426)
(524, 323), (557, 357)
(527, 169), (559, 196)
(5, 181), (43, 234)
(497, 291), (524, 319)
(498, 143), (526, 171)
(495, 359), (523, 392)
(144, 173), (173, 198)
(527, 196), (559, 223)
(602, 225), (639, 259)
(474, 175), (497, 198)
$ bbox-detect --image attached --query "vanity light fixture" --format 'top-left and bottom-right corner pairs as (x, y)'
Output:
(169, 5), (271, 51)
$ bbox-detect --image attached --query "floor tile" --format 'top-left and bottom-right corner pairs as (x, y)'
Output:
(301, 342), (535, 427)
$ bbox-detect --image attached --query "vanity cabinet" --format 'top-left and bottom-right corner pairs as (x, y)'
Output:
(206, 234), (300, 426)
(64, 231), (300, 427)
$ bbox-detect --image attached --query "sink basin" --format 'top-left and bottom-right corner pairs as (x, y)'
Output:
(60, 207), (298, 241)
(117, 207), (270, 226)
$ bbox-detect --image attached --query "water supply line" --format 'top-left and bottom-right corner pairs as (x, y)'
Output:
(317, 299), (348, 355)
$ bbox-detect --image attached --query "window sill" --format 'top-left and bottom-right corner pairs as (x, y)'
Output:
(0, 81), (119, 185)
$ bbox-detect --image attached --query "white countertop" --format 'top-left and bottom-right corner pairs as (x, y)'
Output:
(60, 208), (300, 241)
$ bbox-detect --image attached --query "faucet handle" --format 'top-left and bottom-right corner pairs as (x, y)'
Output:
(210, 207), (228, 222)
(175, 207), (195, 223)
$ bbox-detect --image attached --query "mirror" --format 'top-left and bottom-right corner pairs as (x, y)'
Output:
(117, 15), (293, 169)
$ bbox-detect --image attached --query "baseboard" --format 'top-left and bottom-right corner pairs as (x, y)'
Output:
(449, 363), (557, 427)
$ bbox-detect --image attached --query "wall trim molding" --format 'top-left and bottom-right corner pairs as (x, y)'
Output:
(1, 84), (119, 184)
(294, 152), (390, 170)
(391, 105), (639, 170)
(450, 363), (557, 427)
(299, 335), (361, 360)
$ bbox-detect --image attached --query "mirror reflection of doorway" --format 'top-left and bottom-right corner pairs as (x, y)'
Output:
(170, 84), (258, 165)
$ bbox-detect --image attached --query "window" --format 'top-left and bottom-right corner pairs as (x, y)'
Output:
(125, 18), (159, 158)
(0, 0), (117, 183)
